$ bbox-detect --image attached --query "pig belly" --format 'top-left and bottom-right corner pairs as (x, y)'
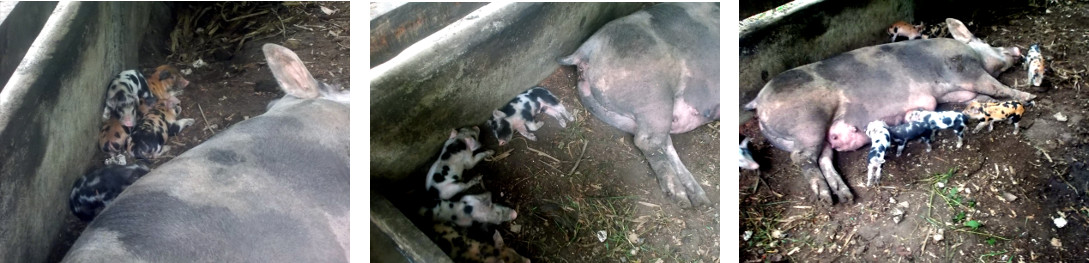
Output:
(828, 120), (869, 151)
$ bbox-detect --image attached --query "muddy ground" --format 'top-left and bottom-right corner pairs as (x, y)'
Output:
(47, 2), (350, 262)
(380, 65), (722, 262)
(741, 1), (1089, 262)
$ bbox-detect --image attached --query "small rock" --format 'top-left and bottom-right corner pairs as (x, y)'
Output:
(596, 230), (607, 242)
(898, 201), (910, 209)
(180, 68), (193, 76)
(743, 230), (753, 241)
(937, 182), (945, 188)
(1054, 217), (1067, 228)
(1054, 112), (1067, 122)
(1051, 238), (1062, 247)
(510, 224), (522, 233)
(627, 232), (641, 244)
(191, 58), (207, 69)
(933, 229), (944, 242)
(889, 197), (897, 204)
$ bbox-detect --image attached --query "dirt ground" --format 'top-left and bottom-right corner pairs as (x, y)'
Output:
(741, 1), (1089, 262)
(47, 2), (349, 262)
(381, 65), (722, 262)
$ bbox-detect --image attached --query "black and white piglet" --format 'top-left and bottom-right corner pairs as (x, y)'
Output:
(865, 121), (891, 187)
(487, 86), (575, 146)
(886, 120), (934, 157)
(905, 110), (967, 148)
(69, 164), (150, 221)
(427, 127), (495, 200)
(420, 191), (518, 227)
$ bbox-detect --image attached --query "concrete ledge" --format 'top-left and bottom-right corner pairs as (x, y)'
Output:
(0, 2), (170, 261)
(370, 2), (644, 180)
(0, 1), (58, 91)
(739, 0), (913, 123)
(370, 2), (488, 67)
(371, 193), (453, 263)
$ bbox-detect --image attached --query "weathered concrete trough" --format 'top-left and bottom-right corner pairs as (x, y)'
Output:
(369, 2), (646, 261)
(0, 2), (172, 262)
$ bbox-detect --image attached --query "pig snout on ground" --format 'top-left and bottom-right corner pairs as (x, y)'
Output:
(746, 18), (1035, 206)
(63, 44), (350, 262)
(558, 2), (719, 208)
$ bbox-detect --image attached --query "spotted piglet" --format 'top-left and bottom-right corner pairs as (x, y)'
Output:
(420, 192), (518, 227)
(739, 137), (759, 170)
(430, 223), (531, 263)
(865, 121), (891, 187)
(487, 86), (575, 146)
(427, 127), (495, 200)
(886, 120), (934, 157)
(69, 164), (150, 222)
(1025, 44), (1045, 87)
(905, 110), (967, 148)
(962, 100), (1026, 135)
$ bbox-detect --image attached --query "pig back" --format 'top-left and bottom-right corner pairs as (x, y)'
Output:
(63, 99), (350, 262)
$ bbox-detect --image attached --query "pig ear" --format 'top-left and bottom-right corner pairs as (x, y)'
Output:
(493, 231), (506, 248)
(262, 43), (320, 99)
(492, 110), (504, 119)
(449, 129), (458, 139)
(740, 137), (750, 147)
(463, 137), (477, 149)
(945, 18), (975, 43)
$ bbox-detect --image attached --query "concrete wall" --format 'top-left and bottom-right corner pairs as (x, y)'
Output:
(0, 2), (171, 262)
(370, 2), (488, 67)
(0, 2), (58, 92)
(370, 2), (645, 180)
(739, 0), (913, 123)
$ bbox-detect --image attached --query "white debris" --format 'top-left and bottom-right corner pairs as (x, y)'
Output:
(898, 201), (910, 209)
(596, 230), (607, 242)
(892, 208), (905, 224)
(933, 229), (944, 242)
(743, 230), (753, 241)
(510, 224), (521, 233)
(1054, 112), (1068, 122)
(180, 68), (193, 76)
(1000, 192), (1018, 202)
(191, 58), (207, 69)
(627, 232), (641, 244)
(771, 229), (783, 239)
(320, 5), (337, 15)
(1050, 238), (1062, 248)
(787, 246), (801, 256)
(1054, 217), (1068, 228)
(889, 197), (897, 204)
(937, 182), (945, 188)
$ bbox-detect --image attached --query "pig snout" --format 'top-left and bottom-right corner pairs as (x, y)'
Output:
(121, 115), (135, 127)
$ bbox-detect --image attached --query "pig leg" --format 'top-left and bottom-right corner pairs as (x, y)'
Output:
(540, 104), (573, 128)
(465, 150), (495, 170)
(632, 114), (710, 208)
(971, 75), (1037, 102)
(510, 118), (537, 141)
(818, 143), (853, 203)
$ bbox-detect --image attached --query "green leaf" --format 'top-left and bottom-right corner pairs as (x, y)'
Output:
(986, 238), (997, 245)
(954, 212), (967, 223)
(965, 220), (982, 230)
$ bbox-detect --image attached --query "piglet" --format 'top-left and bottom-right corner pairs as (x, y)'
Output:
(487, 86), (575, 146)
(886, 120), (934, 157)
(865, 121), (891, 187)
(421, 192), (518, 227)
(430, 223), (531, 263)
(739, 137), (759, 170)
(962, 100), (1026, 135)
(1025, 44), (1045, 87)
(905, 110), (967, 148)
(68, 164), (150, 222)
(888, 21), (928, 42)
(426, 127), (495, 200)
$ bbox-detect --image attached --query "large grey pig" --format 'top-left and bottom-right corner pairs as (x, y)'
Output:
(745, 18), (1034, 205)
(558, 2), (719, 207)
(62, 44), (350, 262)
